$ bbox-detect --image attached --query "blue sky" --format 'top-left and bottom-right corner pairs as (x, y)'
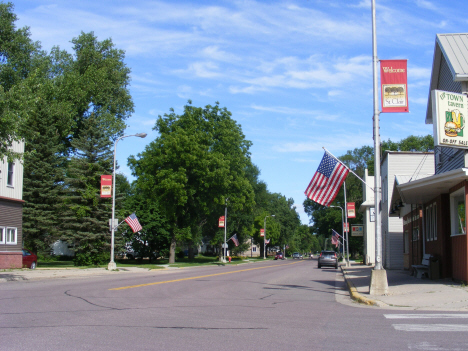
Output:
(12, 0), (468, 224)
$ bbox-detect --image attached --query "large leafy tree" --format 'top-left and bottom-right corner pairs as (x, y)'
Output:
(21, 30), (134, 255)
(130, 102), (255, 263)
(0, 2), (41, 159)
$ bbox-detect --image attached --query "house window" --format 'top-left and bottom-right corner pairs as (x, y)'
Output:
(252, 247), (257, 252)
(7, 162), (14, 187)
(433, 204), (437, 240)
(450, 188), (466, 236)
(0, 227), (4, 244)
(6, 227), (17, 244)
(412, 227), (419, 241)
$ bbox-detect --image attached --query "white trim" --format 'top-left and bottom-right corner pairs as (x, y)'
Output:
(5, 227), (17, 244)
(0, 227), (4, 244)
(450, 187), (466, 237)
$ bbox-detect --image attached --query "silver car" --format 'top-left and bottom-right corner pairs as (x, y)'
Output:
(318, 250), (338, 269)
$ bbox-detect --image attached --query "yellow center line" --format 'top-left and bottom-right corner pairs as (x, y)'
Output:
(109, 261), (302, 291)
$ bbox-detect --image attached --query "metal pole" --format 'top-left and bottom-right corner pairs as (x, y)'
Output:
(108, 138), (119, 271)
(344, 181), (349, 267)
(108, 133), (146, 271)
(224, 198), (228, 262)
(369, 0), (388, 295)
(263, 216), (266, 260)
(372, 0), (382, 271)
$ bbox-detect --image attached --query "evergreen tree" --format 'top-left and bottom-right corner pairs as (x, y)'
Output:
(60, 118), (113, 265)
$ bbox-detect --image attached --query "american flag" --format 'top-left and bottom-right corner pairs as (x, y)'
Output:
(125, 213), (143, 233)
(264, 238), (270, 244)
(305, 152), (349, 207)
(230, 234), (239, 247)
(331, 229), (340, 247)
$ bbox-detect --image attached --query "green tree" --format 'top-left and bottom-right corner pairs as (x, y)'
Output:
(120, 182), (171, 261)
(0, 2), (41, 159)
(130, 102), (255, 263)
(59, 118), (113, 265)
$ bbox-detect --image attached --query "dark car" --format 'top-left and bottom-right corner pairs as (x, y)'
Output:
(274, 252), (284, 260)
(318, 250), (338, 269)
(292, 252), (303, 259)
(22, 249), (37, 269)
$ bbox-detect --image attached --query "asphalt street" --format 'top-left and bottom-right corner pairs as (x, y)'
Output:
(1, 259), (468, 351)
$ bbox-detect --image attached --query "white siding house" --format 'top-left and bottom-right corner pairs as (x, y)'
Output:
(381, 151), (434, 269)
(0, 141), (25, 269)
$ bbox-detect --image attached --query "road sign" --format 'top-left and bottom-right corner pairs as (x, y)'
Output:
(351, 225), (363, 236)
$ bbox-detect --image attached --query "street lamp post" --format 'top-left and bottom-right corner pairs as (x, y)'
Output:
(223, 198), (229, 263)
(263, 215), (275, 259)
(108, 133), (147, 271)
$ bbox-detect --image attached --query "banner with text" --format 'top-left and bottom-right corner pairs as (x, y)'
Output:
(100, 175), (112, 198)
(432, 90), (468, 149)
(380, 59), (409, 113)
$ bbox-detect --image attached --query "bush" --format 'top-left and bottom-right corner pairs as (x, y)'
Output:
(73, 252), (110, 266)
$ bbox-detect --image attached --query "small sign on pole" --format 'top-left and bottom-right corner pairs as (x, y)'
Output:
(218, 216), (225, 228)
(260, 229), (265, 237)
(343, 222), (349, 233)
(101, 175), (112, 198)
(347, 202), (356, 218)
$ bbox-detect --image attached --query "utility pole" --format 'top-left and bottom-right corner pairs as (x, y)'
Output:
(369, 0), (389, 295)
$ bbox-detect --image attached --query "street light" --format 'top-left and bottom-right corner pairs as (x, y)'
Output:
(108, 132), (147, 271)
(330, 205), (347, 264)
(264, 215), (275, 259)
(223, 197), (229, 263)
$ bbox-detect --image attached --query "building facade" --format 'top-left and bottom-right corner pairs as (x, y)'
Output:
(394, 33), (468, 281)
(0, 141), (25, 269)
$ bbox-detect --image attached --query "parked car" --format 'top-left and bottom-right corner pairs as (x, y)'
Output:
(318, 250), (338, 269)
(22, 249), (37, 269)
(292, 252), (303, 259)
(274, 252), (284, 260)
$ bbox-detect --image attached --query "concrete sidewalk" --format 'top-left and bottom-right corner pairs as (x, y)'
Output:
(0, 266), (169, 283)
(342, 263), (468, 310)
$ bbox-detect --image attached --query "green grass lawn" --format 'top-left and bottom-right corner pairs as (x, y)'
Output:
(37, 255), (268, 269)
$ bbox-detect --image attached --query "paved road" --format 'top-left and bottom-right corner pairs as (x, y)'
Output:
(1, 259), (468, 350)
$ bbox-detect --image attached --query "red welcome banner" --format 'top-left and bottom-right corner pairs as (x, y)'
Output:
(100, 175), (112, 198)
(380, 59), (408, 113)
(218, 216), (225, 228)
(347, 202), (356, 218)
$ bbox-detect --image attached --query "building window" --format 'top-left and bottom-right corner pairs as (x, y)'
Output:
(6, 227), (17, 244)
(403, 230), (409, 253)
(0, 227), (4, 244)
(370, 207), (375, 222)
(450, 188), (466, 236)
(252, 247), (257, 252)
(412, 227), (419, 241)
(425, 203), (437, 241)
(7, 162), (14, 187)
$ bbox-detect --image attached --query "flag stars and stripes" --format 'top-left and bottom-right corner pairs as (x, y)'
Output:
(305, 152), (349, 207)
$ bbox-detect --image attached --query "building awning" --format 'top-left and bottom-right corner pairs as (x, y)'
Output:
(397, 168), (468, 205)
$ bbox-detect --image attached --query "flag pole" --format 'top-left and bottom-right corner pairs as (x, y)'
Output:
(323, 147), (374, 191)
(344, 181), (350, 267)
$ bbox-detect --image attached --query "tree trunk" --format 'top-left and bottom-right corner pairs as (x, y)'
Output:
(188, 243), (195, 260)
(169, 233), (176, 264)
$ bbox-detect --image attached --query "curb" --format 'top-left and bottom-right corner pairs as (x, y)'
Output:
(341, 266), (378, 306)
